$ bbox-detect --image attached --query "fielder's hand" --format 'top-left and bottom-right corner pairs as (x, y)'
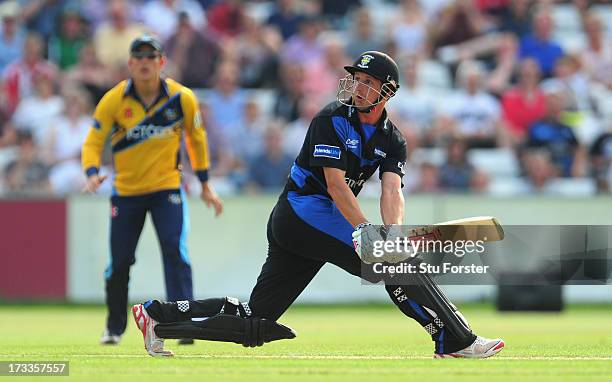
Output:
(200, 183), (223, 217)
(83, 174), (107, 193)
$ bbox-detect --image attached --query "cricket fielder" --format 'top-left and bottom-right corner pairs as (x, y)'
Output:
(82, 35), (223, 345)
(132, 51), (504, 358)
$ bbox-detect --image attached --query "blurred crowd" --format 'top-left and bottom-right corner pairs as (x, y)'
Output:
(0, 0), (610, 197)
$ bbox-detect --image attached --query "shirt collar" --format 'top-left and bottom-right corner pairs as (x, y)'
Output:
(123, 78), (170, 111)
(345, 104), (390, 136)
(123, 78), (169, 99)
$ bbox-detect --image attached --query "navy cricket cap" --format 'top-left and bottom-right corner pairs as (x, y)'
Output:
(344, 51), (400, 92)
(130, 34), (163, 54)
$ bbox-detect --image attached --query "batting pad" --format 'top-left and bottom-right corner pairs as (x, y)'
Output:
(154, 314), (297, 347)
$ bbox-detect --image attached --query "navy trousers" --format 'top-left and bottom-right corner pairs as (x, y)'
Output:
(105, 189), (193, 335)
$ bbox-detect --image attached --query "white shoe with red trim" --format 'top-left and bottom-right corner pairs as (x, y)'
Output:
(434, 336), (504, 359)
(132, 304), (174, 357)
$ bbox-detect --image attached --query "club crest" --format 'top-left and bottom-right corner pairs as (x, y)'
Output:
(357, 54), (374, 69)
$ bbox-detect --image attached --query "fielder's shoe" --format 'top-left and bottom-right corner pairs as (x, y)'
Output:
(177, 338), (195, 345)
(99, 330), (121, 345)
(132, 304), (174, 357)
(434, 336), (504, 359)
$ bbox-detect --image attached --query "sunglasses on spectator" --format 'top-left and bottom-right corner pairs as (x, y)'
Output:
(131, 51), (161, 60)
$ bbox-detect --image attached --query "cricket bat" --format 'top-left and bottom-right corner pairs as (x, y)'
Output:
(407, 216), (504, 243)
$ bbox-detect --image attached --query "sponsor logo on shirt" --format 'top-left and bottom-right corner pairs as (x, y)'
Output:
(346, 138), (359, 149)
(127, 124), (175, 140)
(374, 148), (387, 158)
(313, 144), (341, 160)
(164, 108), (178, 121)
(124, 108), (133, 119)
(345, 177), (367, 189)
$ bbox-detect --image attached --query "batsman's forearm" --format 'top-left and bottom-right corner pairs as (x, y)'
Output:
(380, 188), (404, 225)
(327, 182), (368, 228)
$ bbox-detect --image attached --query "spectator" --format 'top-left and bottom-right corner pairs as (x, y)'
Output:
(474, 0), (510, 17)
(11, 69), (63, 145)
(388, 0), (428, 58)
(542, 56), (601, 144)
(345, 7), (382, 59)
(485, 32), (518, 96)
(527, 89), (583, 177)
(0, 1), (25, 74)
(94, 0), (147, 70)
(21, 0), (66, 43)
(320, 0), (362, 29)
(165, 11), (220, 88)
(589, 127), (612, 192)
(3, 32), (58, 114)
(3, 130), (50, 194)
(225, 15), (282, 88)
(206, 0), (245, 40)
(227, 99), (266, 164)
(0, 123), (16, 149)
(429, 0), (515, 77)
(522, 148), (556, 191)
(438, 137), (487, 191)
(284, 96), (320, 157)
(518, 7), (563, 78)
(41, 86), (91, 194)
(580, 11), (612, 89)
(48, 7), (89, 70)
(280, 16), (324, 66)
(246, 124), (293, 192)
(501, 58), (546, 144)
(547, 55), (593, 114)
(142, 0), (205, 42)
(414, 162), (440, 193)
(273, 62), (305, 123)
(205, 61), (247, 136)
(430, 0), (486, 53)
(497, 0), (533, 38)
(266, 0), (305, 41)
(396, 125), (421, 194)
(63, 40), (115, 103)
(303, 35), (349, 103)
(437, 60), (503, 147)
(387, 56), (438, 145)
(80, 0), (143, 30)
(196, 101), (238, 178)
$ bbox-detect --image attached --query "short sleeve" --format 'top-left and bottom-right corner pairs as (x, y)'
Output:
(379, 130), (408, 184)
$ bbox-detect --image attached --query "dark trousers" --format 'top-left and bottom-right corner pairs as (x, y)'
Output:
(146, 194), (475, 353)
(105, 189), (193, 335)
(248, 196), (474, 353)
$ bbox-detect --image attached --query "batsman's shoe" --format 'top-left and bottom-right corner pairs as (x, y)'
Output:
(99, 330), (121, 345)
(132, 304), (174, 357)
(434, 336), (504, 359)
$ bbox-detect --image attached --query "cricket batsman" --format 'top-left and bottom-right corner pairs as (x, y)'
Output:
(81, 35), (223, 345)
(131, 51), (504, 358)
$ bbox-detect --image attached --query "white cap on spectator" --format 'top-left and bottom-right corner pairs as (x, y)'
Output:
(0, 0), (20, 20)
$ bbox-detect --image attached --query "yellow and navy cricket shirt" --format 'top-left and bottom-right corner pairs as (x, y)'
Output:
(82, 78), (210, 196)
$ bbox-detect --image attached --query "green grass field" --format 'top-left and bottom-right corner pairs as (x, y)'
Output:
(1, 304), (611, 381)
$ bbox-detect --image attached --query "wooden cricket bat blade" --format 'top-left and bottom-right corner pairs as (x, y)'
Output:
(407, 216), (504, 242)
